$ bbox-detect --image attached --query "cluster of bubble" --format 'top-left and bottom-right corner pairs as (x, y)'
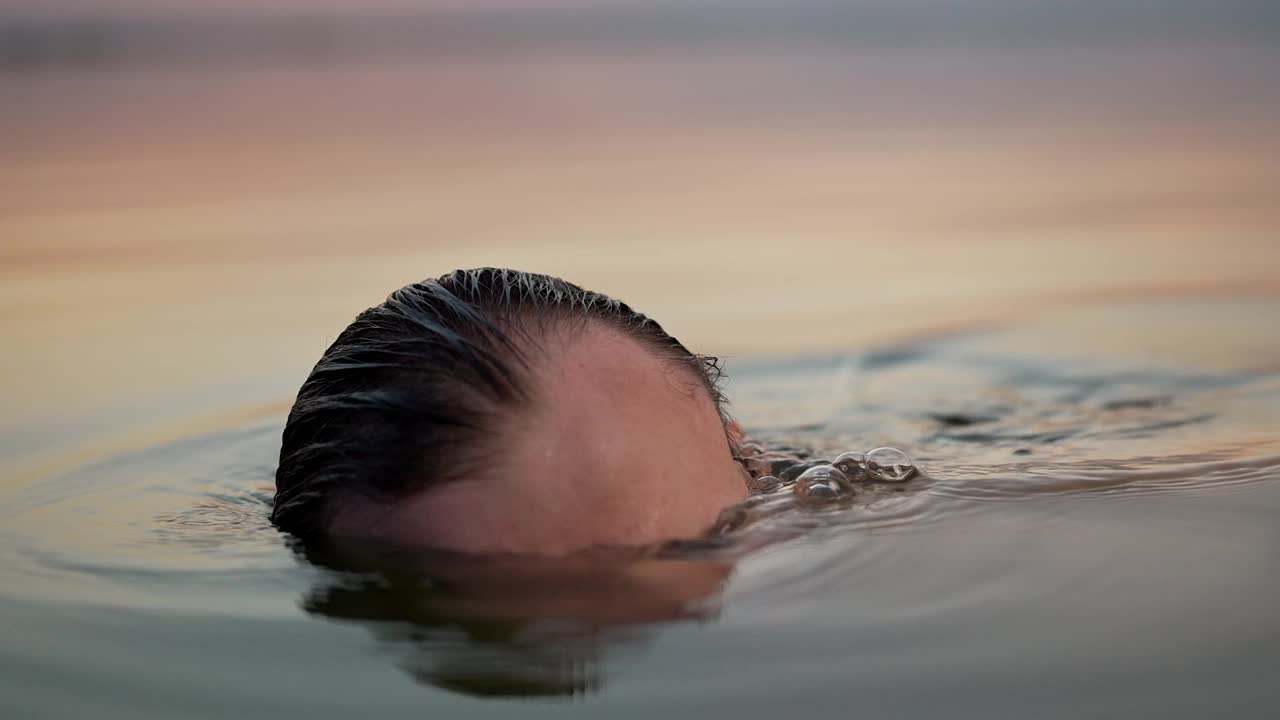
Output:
(712, 446), (918, 535)
(748, 446), (917, 501)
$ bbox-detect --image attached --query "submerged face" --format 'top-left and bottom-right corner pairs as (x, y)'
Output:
(332, 326), (751, 554)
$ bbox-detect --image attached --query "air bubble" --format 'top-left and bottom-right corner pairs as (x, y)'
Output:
(747, 475), (783, 493)
(779, 460), (829, 482)
(832, 451), (866, 479)
(795, 463), (850, 486)
(793, 464), (853, 501)
(865, 446), (916, 482)
(796, 481), (841, 500)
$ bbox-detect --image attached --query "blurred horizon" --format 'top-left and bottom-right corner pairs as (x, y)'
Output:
(4, 1), (1279, 68)
(2, 0), (1278, 459)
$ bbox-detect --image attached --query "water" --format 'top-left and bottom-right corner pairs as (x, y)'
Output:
(2, 298), (1278, 717)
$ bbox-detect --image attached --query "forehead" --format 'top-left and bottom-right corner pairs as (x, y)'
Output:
(539, 326), (711, 428)
(531, 326), (720, 475)
(375, 326), (746, 553)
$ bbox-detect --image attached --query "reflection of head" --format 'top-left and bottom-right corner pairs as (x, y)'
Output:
(273, 268), (749, 553)
(295, 537), (734, 698)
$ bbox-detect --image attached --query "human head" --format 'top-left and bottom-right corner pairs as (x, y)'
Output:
(272, 268), (749, 553)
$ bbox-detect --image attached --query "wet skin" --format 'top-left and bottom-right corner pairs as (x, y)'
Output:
(331, 326), (751, 554)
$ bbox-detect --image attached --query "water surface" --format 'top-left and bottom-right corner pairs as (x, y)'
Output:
(3, 298), (1278, 717)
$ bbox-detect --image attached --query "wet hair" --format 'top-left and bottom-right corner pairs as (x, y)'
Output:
(272, 268), (727, 537)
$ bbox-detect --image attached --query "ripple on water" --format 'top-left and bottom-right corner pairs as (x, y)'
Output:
(5, 304), (1279, 604)
(1, 299), (1279, 707)
(0, 302), (1277, 602)
(0, 421), (294, 610)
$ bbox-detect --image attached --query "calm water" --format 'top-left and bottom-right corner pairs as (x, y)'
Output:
(2, 299), (1278, 718)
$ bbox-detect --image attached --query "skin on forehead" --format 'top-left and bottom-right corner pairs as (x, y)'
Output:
(339, 325), (750, 554)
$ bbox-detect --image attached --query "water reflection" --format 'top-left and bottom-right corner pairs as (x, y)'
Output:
(294, 538), (733, 698)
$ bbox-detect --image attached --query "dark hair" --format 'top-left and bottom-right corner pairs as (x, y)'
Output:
(272, 268), (727, 537)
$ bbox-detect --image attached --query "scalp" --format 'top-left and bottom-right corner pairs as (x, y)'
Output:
(337, 324), (748, 553)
